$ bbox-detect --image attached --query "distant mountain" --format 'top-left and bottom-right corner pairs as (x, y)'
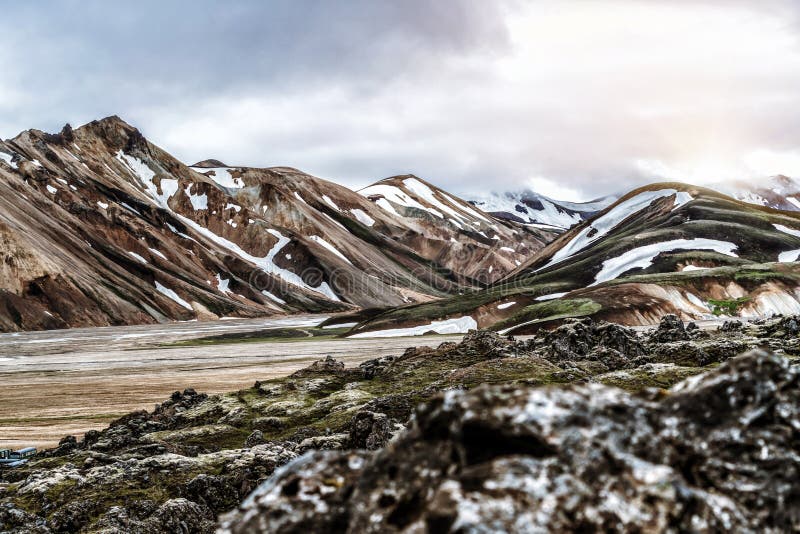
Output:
(0, 117), (554, 332)
(712, 175), (800, 212)
(359, 176), (556, 281)
(466, 189), (618, 230)
(348, 183), (800, 336)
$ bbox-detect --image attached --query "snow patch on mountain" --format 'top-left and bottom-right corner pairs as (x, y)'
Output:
(155, 281), (193, 310)
(591, 238), (739, 286)
(128, 252), (148, 264)
(262, 290), (286, 305)
(350, 209), (375, 227)
(215, 274), (232, 294)
(542, 189), (694, 270)
(773, 224), (800, 262)
(536, 292), (568, 301)
(360, 183), (443, 218)
(681, 265), (708, 272)
(0, 152), (17, 169)
(149, 248), (167, 260)
(175, 214), (340, 302)
(349, 315), (477, 338)
(403, 177), (489, 223)
(117, 151), (178, 208)
(310, 235), (353, 265)
(468, 190), (617, 229)
(322, 195), (341, 211)
(773, 224), (800, 238)
(185, 184), (208, 210)
(192, 167), (244, 189)
(712, 175), (800, 212)
(374, 198), (398, 216)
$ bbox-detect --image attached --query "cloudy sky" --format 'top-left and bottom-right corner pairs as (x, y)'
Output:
(2, 0), (800, 200)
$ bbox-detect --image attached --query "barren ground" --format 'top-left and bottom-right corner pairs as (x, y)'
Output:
(0, 316), (734, 449)
(0, 316), (464, 449)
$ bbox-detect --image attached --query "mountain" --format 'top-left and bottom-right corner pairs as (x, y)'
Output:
(0, 117), (553, 332)
(359, 176), (557, 281)
(713, 175), (800, 212)
(466, 189), (618, 230)
(347, 182), (800, 336)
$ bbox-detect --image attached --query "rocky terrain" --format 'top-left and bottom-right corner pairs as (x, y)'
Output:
(350, 183), (800, 336)
(0, 117), (553, 332)
(2, 314), (799, 532)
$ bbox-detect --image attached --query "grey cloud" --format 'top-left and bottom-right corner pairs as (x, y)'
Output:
(1, 0), (513, 129)
(2, 0), (800, 200)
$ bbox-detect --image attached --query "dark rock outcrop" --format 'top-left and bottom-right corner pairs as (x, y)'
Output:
(220, 350), (800, 533)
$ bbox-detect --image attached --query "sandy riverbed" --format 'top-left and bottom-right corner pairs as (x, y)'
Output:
(0, 316), (464, 449)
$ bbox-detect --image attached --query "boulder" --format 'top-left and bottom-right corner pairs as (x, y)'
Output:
(648, 313), (689, 343)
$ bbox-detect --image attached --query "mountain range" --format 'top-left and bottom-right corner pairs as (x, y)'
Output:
(466, 174), (800, 229)
(348, 182), (800, 336)
(2, 116), (800, 333)
(0, 117), (553, 332)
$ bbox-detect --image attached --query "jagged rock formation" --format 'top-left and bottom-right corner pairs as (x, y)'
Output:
(2, 315), (799, 532)
(0, 117), (553, 332)
(350, 182), (800, 336)
(220, 349), (800, 533)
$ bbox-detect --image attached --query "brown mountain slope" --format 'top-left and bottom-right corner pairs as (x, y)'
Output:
(359, 175), (555, 282)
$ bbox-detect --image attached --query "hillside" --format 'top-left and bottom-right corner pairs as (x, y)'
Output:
(347, 183), (800, 336)
(0, 117), (554, 332)
(359, 176), (555, 281)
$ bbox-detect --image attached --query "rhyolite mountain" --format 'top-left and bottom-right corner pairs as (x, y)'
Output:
(348, 183), (800, 336)
(0, 116), (554, 332)
(358, 176), (549, 279)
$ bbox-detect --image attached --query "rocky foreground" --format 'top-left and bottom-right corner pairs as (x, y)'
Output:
(2, 315), (800, 533)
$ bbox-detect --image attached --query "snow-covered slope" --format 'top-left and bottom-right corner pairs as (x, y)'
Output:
(466, 190), (618, 230)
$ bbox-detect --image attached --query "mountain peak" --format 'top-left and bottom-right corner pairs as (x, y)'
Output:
(191, 159), (229, 168)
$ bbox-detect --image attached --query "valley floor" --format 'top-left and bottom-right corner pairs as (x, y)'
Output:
(0, 316), (463, 449)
